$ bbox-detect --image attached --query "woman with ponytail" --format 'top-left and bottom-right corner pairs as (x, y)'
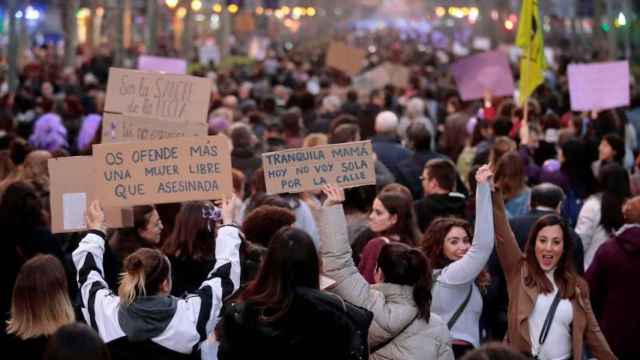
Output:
(418, 165), (495, 358)
(72, 198), (241, 359)
(318, 185), (453, 360)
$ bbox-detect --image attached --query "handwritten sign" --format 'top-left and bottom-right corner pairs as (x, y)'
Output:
(262, 141), (376, 194)
(568, 61), (630, 111)
(326, 42), (366, 76)
(104, 68), (212, 124)
(93, 136), (233, 207)
(49, 156), (133, 233)
(352, 66), (391, 95)
(450, 50), (515, 101)
(102, 113), (208, 144)
(138, 55), (188, 75)
(382, 62), (410, 89)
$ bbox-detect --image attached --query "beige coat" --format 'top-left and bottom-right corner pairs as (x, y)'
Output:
(318, 205), (453, 360)
(492, 191), (617, 360)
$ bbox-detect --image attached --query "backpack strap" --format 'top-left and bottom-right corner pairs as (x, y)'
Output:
(447, 284), (473, 330)
(370, 314), (418, 354)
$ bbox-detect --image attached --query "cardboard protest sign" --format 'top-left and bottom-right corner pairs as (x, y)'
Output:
(102, 113), (207, 144)
(93, 136), (233, 207)
(326, 42), (366, 76)
(352, 65), (390, 95)
(137, 55), (188, 75)
(49, 156), (133, 233)
(104, 68), (212, 124)
(382, 63), (410, 89)
(262, 141), (376, 195)
(450, 50), (515, 101)
(568, 61), (630, 111)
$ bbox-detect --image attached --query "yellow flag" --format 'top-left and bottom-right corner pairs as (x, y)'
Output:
(516, 0), (545, 104)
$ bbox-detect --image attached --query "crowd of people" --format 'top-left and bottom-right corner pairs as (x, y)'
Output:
(1, 29), (639, 360)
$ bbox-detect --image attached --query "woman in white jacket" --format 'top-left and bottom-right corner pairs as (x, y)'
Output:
(419, 165), (495, 358)
(576, 162), (630, 270)
(73, 199), (240, 359)
(319, 185), (453, 360)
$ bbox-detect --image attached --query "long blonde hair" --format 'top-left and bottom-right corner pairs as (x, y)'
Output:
(7, 255), (75, 339)
(118, 248), (171, 304)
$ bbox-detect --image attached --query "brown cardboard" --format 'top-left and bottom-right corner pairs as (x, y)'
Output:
(49, 156), (133, 234)
(262, 141), (376, 195)
(93, 135), (233, 207)
(325, 42), (366, 77)
(382, 62), (410, 89)
(104, 67), (212, 124)
(102, 113), (208, 144)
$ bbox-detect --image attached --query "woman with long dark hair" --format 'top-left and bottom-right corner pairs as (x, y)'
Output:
(355, 189), (422, 283)
(540, 138), (596, 226)
(73, 199), (240, 359)
(217, 226), (366, 359)
(419, 165), (494, 358)
(576, 162), (630, 270)
(318, 185), (454, 360)
(492, 186), (616, 360)
(161, 201), (221, 297)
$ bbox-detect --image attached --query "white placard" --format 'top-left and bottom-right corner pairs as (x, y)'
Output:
(63, 192), (87, 230)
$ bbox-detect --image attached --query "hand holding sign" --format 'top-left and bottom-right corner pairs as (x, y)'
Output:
(85, 200), (106, 233)
(322, 185), (345, 207)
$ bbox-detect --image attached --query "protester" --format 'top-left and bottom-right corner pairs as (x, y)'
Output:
(397, 122), (445, 199)
(492, 186), (616, 360)
(415, 158), (467, 232)
(0, 181), (65, 332)
(2, 255), (75, 360)
(319, 185), (454, 360)
(161, 201), (222, 297)
(585, 196), (640, 360)
(540, 138), (597, 226)
(576, 162), (631, 269)
(354, 189), (421, 282)
(494, 151), (531, 219)
(216, 226), (368, 359)
(73, 199), (240, 358)
(371, 110), (413, 180)
(103, 205), (163, 289)
(485, 183), (585, 341)
(44, 323), (111, 360)
(420, 165), (494, 358)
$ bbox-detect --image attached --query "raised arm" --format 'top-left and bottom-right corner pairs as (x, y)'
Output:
(438, 166), (495, 285)
(492, 187), (524, 280)
(72, 201), (122, 341)
(186, 196), (242, 339)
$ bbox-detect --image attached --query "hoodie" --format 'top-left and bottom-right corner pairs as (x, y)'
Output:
(585, 224), (640, 359)
(118, 296), (178, 342)
(414, 193), (467, 232)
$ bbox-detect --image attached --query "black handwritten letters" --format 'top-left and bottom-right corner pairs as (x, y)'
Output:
(105, 69), (211, 124)
(262, 141), (376, 194)
(94, 136), (232, 206)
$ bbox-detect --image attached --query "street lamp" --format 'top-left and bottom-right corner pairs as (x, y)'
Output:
(165, 0), (178, 9)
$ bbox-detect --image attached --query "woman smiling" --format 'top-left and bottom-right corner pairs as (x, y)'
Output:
(492, 185), (616, 360)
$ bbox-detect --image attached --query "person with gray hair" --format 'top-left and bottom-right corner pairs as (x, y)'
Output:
(398, 97), (436, 151)
(372, 111), (412, 180)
